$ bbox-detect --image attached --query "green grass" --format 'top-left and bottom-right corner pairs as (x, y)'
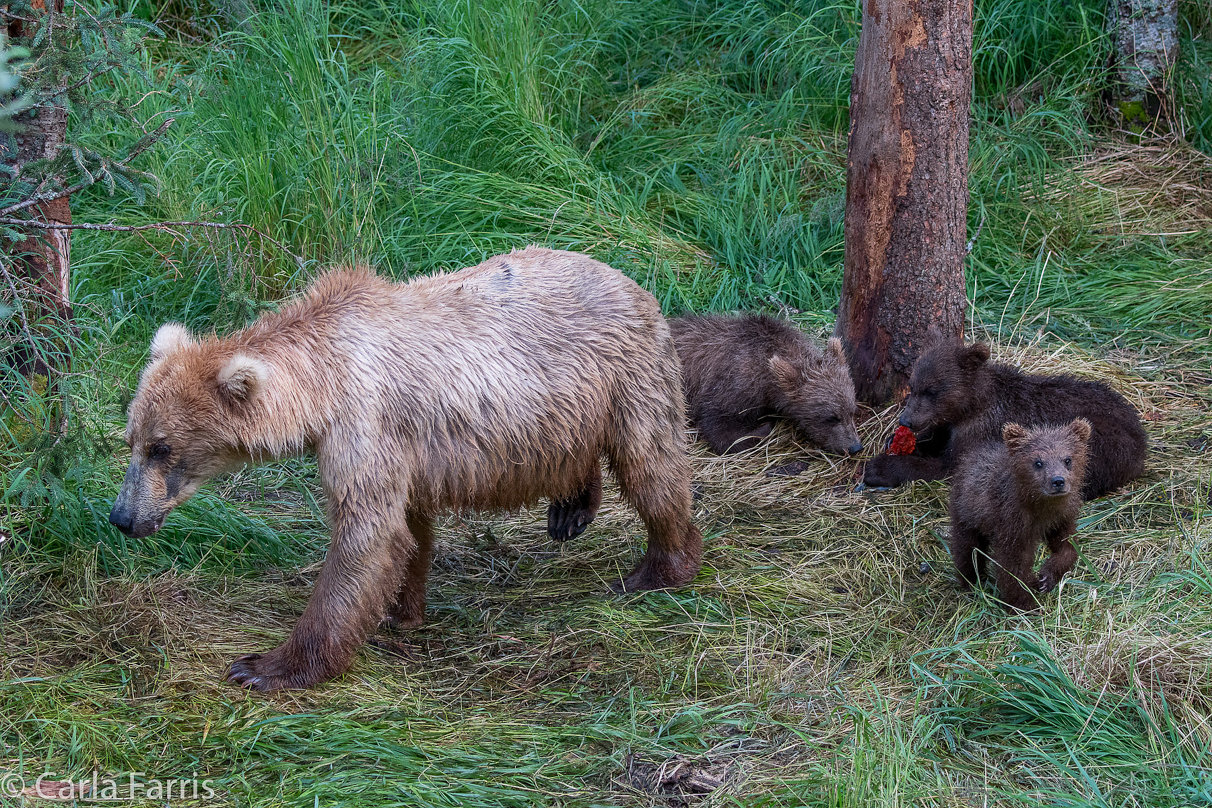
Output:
(2, 0), (1211, 804)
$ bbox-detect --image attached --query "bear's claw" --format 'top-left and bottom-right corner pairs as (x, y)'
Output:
(547, 493), (597, 543)
(225, 654), (275, 691)
(225, 650), (324, 692)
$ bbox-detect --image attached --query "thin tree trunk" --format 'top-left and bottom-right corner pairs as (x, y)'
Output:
(834, 0), (972, 405)
(6, 0), (72, 381)
(1109, 0), (1179, 128)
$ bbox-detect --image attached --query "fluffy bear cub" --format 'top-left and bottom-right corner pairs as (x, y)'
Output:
(110, 248), (705, 691)
(671, 314), (862, 456)
(949, 419), (1091, 612)
(863, 341), (1145, 500)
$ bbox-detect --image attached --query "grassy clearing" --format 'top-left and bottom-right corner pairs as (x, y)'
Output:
(2, 0), (1211, 805)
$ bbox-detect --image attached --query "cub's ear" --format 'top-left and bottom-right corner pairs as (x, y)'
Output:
(1069, 418), (1093, 444)
(217, 354), (269, 403)
(150, 323), (193, 361)
(959, 342), (991, 371)
(825, 337), (847, 364)
(770, 355), (801, 389)
(1002, 422), (1030, 453)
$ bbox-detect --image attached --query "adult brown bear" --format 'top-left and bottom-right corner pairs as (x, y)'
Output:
(110, 248), (704, 691)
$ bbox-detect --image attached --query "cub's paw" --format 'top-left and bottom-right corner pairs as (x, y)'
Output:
(1037, 569), (1061, 593)
(225, 648), (329, 692)
(861, 455), (900, 489)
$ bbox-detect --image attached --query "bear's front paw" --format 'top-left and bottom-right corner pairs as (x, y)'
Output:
(861, 455), (900, 488)
(225, 648), (331, 692)
(1037, 569), (1059, 593)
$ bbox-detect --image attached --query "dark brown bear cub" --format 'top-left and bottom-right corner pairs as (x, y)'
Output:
(670, 314), (862, 456)
(863, 341), (1145, 500)
(949, 419), (1091, 612)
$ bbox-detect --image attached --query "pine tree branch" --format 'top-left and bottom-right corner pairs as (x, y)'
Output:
(0, 215), (306, 268)
(0, 117), (175, 216)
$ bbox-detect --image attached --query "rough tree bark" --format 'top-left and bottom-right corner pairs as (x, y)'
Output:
(834, 0), (972, 405)
(1109, 0), (1179, 128)
(6, 0), (72, 380)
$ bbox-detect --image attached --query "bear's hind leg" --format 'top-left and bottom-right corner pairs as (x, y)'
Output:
(607, 423), (703, 592)
(992, 540), (1040, 612)
(226, 494), (413, 691)
(1037, 524), (1077, 593)
(697, 414), (773, 455)
(949, 522), (985, 589)
(547, 463), (603, 543)
(384, 511), (435, 630)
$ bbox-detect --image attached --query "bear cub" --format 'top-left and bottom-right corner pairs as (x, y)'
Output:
(948, 418), (1091, 612)
(670, 314), (862, 456)
(863, 341), (1145, 500)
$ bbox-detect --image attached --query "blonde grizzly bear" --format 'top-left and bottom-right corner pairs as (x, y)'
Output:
(110, 247), (704, 691)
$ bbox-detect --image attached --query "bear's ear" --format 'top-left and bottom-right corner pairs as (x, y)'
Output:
(959, 343), (991, 371)
(770, 355), (801, 389)
(825, 337), (847, 365)
(1002, 422), (1030, 453)
(217, 354), (269, 403)
(1069, 418), (1093, 444)
(150, 323), (193, 361)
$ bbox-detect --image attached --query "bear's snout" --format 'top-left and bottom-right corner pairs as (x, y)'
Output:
(848, 440), (863, 455)
(109, 504), (135, 535)
(1050, 475), (1067, 493)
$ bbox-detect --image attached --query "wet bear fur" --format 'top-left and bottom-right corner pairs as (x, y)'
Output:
(949, 419), (1091, 612)
(110, 247), (704, 691)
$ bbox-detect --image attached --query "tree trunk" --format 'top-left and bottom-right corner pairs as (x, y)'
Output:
(834, 0), (972, 405)
(1109, 0), (1179, 129)
(6, 0), (72, 381)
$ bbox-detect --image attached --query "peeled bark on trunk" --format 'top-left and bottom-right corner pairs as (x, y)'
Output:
(834, 0), (972, 406)
(1109, 0), (1179, 128)
(6, 0), (72, 380)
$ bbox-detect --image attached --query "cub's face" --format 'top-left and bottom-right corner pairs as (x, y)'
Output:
(771, 338), (863, 455)
(899, 343), (990, 432)
(1003, 419), (1092, 499)
(109, 325), (266, 538)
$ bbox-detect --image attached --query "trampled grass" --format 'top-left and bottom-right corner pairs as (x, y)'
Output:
(2, 0), (1211, 804)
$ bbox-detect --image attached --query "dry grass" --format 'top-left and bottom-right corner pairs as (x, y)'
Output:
(1032, 136), (1212, 238)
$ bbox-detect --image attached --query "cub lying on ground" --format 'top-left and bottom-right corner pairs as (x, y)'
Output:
(547, 313), (863, 542)
(863, 341), (1145, 500)
(949, 419), (1092, 612)
(110, 247), (704, 691)
(669, 314), (862, 456)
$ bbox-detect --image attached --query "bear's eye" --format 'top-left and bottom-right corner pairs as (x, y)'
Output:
(1064, 457), (1072, 468)
(148, 444), (171, 461)
(825, 415), (841, 425)
(1033, 459), (1043, 469)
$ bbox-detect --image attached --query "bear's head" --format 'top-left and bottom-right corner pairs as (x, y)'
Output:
(770, 337), (863, 455)
(1003, 418), (1091, 501)
(109, 323), (269, 537)
(899, 341), (990, 433)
